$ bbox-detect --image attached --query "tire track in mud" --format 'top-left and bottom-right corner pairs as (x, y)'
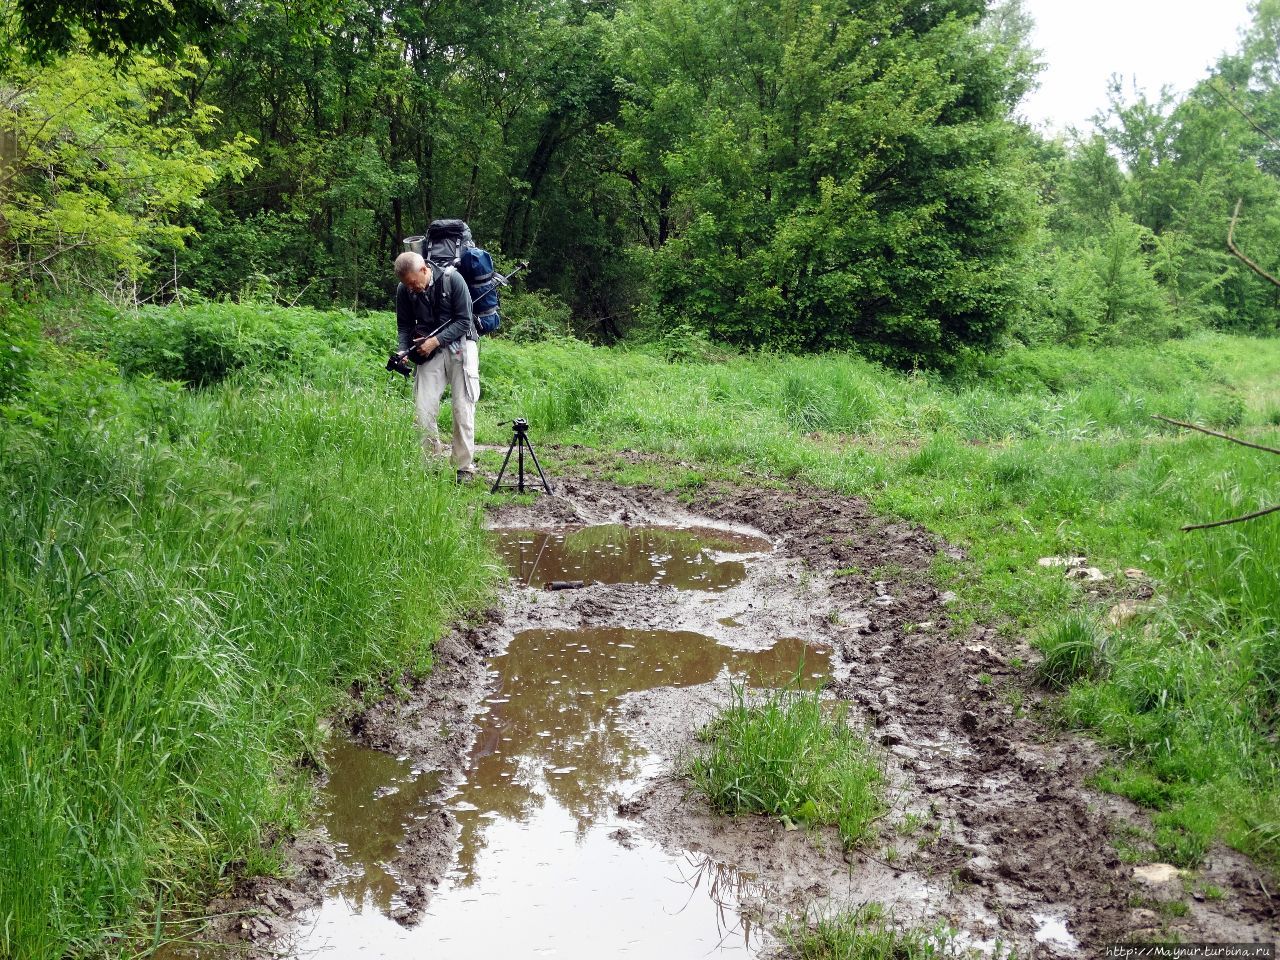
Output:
(189, 464), (1278, 957)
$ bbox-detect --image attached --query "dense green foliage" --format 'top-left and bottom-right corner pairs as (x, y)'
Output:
(5, 1), (1280, 359)
(0, 303), (496, 958)
(1032, 1), (1280, 340)
(1, 0), (222, 66)
(0, 51), (255, 289)
(604, 0), (1037, 363)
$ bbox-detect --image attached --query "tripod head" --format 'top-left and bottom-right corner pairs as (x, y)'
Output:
(499, 418), (530, 436)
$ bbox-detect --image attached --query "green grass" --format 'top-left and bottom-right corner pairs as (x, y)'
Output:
(0, 321), (497, 958)
(783, 903), (984, 959)
(1036, 615), (1106, 690)
(688, 683), (885, 848)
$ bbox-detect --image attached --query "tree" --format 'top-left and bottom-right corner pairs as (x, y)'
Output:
(607, 0), (1039, 365)
(0, 0), (224, 67)
(0, 50), (255, 291)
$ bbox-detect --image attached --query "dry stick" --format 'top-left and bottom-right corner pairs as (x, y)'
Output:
(1152, 415), (1280, 531)
(1151, 414), (1280, 456)
(1183, 504), (1280, 532)
(1227, 198), (1280, 289)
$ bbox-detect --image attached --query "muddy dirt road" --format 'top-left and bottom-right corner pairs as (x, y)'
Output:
(191, 467), (1277, 958)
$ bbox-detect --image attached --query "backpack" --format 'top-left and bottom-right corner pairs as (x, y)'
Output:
(414, 219), (503, 336)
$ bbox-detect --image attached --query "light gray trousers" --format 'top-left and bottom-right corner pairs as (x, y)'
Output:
(413, 340), (480, 472)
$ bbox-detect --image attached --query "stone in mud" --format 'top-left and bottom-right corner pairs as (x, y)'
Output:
(1133, 862), (1184, 900)
(1065, 566), (1107, 582)
(877, 722), (909, 746)
(961, 855), (997, 884)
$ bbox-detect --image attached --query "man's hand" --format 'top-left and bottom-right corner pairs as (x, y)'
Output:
(406, 335), (437, 361)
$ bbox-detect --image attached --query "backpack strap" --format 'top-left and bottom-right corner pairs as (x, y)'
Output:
(431, 264), (453, 315)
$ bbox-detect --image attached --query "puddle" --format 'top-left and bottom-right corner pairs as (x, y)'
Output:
(318, 741), (441, 914)
(293, 627), (830, 958)
(1032, 912), (1080, 951)
(492, 524), (771, 590)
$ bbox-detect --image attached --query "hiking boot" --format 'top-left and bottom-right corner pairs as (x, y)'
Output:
(455, 469), (477, 485)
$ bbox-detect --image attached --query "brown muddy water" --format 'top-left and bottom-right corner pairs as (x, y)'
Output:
(492, 524), (772, 590)
(289, 525), (829, 958)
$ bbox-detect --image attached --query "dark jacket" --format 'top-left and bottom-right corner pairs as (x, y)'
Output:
(395, 265), (475, 353)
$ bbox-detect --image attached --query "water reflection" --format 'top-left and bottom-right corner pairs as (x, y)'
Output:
(492, 525), (771, 590)
(292, 628), (831, 958)
(318, 742), (440, 913)
(450, 627), (829, 886)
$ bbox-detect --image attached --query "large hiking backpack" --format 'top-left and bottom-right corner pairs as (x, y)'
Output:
(405, 220), (502, 336)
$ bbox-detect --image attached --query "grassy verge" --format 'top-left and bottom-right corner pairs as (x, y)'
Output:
(0, 304), (497, 958)
(688, 684), (885, 848)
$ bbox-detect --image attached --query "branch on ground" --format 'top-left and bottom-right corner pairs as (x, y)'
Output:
(1153, 414), (1280, 456)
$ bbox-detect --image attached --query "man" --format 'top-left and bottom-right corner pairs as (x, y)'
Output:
(393, 250), (479, 482)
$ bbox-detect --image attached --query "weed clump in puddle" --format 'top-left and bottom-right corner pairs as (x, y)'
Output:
(688, 681), (885, 848)
(783, 903), (978, 959)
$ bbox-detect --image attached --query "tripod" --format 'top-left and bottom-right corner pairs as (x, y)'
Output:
(491, 418), (553, 494)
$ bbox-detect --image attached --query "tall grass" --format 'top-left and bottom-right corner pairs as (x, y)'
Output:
(0, 355), (495, 957)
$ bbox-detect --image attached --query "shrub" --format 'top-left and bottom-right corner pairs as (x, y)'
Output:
(500, 289), (576, 343)
(0, 302), (39, 404)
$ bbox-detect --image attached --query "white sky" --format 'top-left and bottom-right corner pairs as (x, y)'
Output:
(1016, 0), (1256, 135)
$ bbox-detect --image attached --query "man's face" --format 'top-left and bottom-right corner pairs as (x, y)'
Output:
(404, 264), (431, 293)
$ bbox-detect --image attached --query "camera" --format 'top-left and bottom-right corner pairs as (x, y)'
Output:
(386, 352), (414, 378)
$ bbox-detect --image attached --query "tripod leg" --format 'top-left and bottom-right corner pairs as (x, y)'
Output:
(517, 435), (525, 494)
(490, 436), (518, 493)
(522, 436), (555, 494)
